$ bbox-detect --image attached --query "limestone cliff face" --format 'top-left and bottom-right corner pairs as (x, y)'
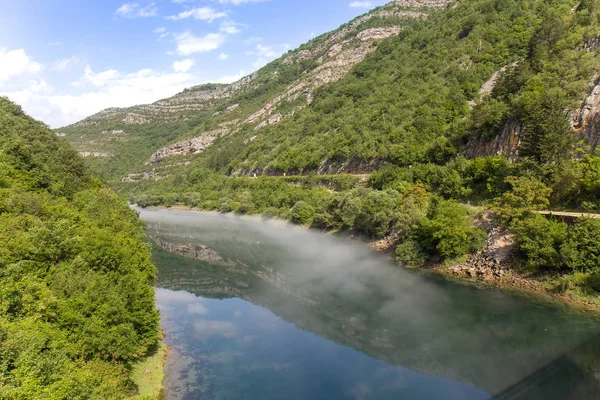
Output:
(463, 119), (523, 160)
(464, 68), (600, 160)
(148, 128), (226, 164)
(571, 75), (600, 153)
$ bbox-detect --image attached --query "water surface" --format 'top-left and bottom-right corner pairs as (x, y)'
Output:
(138, 208), (600, 400)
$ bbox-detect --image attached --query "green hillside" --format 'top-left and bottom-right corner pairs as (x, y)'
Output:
(0, 97), (160, 399)
(57, 0), (443, 182)
(61, 0), (600, 303)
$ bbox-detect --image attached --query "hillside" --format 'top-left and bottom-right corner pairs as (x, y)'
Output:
(59, 0), (600, 302)
(58, 0), (451, 182)
(62, 0), (600, 183)
(0, 97), (160, 398)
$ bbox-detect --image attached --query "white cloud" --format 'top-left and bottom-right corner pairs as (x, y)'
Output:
(219, 21), (243, 34)
(79, 65), (120, 87)
(349, 1), (373, 7)
(187, 303), (208, 315)
(216, 0), (269, 4)
(193, 320), (237, 339)
(154, 26), (167, 33)
(256, 44), (277, 58)
(1, 79), (53, 121)
(53, 56), (79, 71)
(215, 70), (246, 83)
(243, 36), (262, 45)
(167, 7), (227, 21)
(219, 52), (229, 60)
(175, 32), (225, 55)
(248, 43), (289, 69)
(0, 48), (43, 86)
(172, 58), (195, 72)
(116, 3), (158, 18)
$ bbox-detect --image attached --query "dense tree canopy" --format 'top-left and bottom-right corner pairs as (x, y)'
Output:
(0, 97), (159, 399)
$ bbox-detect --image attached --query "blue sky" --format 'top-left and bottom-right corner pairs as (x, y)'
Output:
(0, 0), (389, 127)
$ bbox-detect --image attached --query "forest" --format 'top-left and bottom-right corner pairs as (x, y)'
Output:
(0, 97), (160, 399)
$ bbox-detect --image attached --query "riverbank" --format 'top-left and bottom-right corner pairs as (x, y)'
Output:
(369, 230), (600, 314)
(131, 340), (169, 399)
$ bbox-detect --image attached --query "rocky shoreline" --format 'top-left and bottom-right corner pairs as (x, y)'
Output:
(433, 227), (600, 312)
(371, 223), (600, 312)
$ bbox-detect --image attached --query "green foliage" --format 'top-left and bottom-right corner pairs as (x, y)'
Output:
(417, 199), (487, 260)
(512, 214), (568, 269)
(561, 218), (600, 273)
(395, 239), (427, 268)
(494, 176), (552, 222)
(291, 201), (315, 225)
(0, 98), (159, 398)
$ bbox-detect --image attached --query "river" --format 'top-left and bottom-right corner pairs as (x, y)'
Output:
(137, 207), (600, 400)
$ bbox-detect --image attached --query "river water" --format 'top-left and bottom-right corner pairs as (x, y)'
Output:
(137, 208), (600, 400)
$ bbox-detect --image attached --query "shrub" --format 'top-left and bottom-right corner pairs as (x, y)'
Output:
(291, 201), (315, 225)
(494, 176), (552, 222)
(395, 239), (427, 268)
(218, 197), (233, 213)
(561, 218), (600, 273)
(418, 199), (487, 260)
(511, 214), (567, 269)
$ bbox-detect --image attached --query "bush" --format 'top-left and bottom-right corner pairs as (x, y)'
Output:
(312, 212), (335, 229)
(218, 197), (233, 213)
(561, 218), (600, 273)
(291, 201), (315, 225)
(262, 207), (278, 219)
(511, 214), (567, 269)
(395, 239), (427, 267)
(418, 199), (487, 260)
(494, 176), (552, 222)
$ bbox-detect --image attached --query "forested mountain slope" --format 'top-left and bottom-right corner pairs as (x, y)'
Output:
(58, 0), (600, 304)
(63, 0), (600, 183)
(58, 0), (452, 182)
(0, 97), (160, 399)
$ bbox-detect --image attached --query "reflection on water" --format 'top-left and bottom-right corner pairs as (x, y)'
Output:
(138, 208), (600, 400)
(157, 289), (489, 400)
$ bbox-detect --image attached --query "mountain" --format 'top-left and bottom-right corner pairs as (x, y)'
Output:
(0, 97), (160, 398)
(57, 0), (600, 300)
(60, 0), (600, 183)
(57, 0), (454, 182)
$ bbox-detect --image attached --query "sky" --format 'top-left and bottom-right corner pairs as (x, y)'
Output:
(0, 0), (389, 128)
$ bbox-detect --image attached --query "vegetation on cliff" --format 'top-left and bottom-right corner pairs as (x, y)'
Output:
(0, 97), (160, 399)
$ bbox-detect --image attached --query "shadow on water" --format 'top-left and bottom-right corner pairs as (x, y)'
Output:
(137, 208), (600, 399)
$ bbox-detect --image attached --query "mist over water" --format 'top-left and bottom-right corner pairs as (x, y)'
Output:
(137, 207), (600, 400)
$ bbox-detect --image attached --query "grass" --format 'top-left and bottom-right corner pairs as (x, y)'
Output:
(131, 341), (168, 399)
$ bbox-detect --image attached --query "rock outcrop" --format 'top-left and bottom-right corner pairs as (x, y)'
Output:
(394, 0), (453, 7)
(463, 119), (523, 160)
(148, 129), (227, 163)
(571, 74), (600, 153)
(79, 151), (110, 158)
(448, 225), (516, 280)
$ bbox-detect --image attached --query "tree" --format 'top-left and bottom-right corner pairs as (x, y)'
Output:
(561, 218), (600, 273)
(518, 88), (573, 165)
(494, 176), (552, 222)
(291, 201), (315, 225)
(418, 199), (487, 260)
(512, 214), (567, 269)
